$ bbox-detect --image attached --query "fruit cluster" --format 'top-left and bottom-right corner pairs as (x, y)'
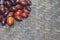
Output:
(0, 0), (32, 26)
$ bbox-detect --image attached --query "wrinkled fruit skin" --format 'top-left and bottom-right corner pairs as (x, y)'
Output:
(22, 13), (29, 18)
(4, 1), (12, 8)
(7, 16), (14, 26)
(7, 12), (14, 17)
(14, 10), (23, 16)
(20, 0), (27, 6)
(14, 10), (23, 21)
(15, 16), (23, 21)
(21, 8), (29, 18)
(16, 4), (23, 10)
(24, 8), (30, 14)
(0, 0), (32, 26)
(26, 0), (32, 6)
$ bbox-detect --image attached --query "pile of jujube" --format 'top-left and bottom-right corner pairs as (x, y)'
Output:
(0, 0), (32, 26)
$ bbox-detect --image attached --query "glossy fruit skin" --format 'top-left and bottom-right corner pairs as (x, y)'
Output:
(5, 7), (8, 11)
(15, 4), (23, 10)
(25, 6), (31, 11)
(7, 16), (14, 26)
(15, 0), (20, 4)
(4, 1), (12, 8)
(20, 0), (27, 6)
(3, 7), (9, 17)
(7, 12), (14, 17)
(24, 8), (30, 14)
(3, 11), (9, 17)
(9, 6), (17, 12)
(0, 5), (5, 14)
(9, 0), (16, 6)
(14, 10), (23, 16)
(21, 8), (29, 18)
(15, 16), (23, 21)
(21, 12), (29, 18)
(26, 0), (32, 6)
(1, 6), (5, 13)
(1, 18), (6, 25)
(14, 10), (23, 21)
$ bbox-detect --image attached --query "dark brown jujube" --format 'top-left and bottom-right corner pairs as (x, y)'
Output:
(3, 11), (9, 17)
(15, 0), (20, 4)
(24, 8), (30, 14)
(26, 0), (32, 6)
(15, 16), (23, 21)
(0, 5), (5, 14)
(21, 12), (29, 18)
(4, 1), (12, 8)
(20, 0), (27, 6)
(0, 0), (32, 26)
(7, 12), (14, 17)
(15, 4), (23, 10)
(25, 6), (31, 11)
(9, 0), (16, 6)
(0, 15), (3, 21)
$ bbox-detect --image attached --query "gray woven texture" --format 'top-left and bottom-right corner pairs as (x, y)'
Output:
(0, 0), (60, 40)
